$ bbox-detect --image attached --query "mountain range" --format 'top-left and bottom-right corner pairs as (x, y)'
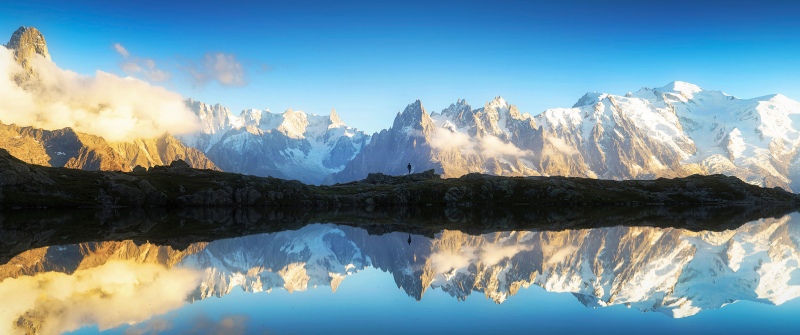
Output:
(4, 26), (800, 190)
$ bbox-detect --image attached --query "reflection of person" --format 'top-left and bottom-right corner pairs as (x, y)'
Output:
(407, 163), (411, 175)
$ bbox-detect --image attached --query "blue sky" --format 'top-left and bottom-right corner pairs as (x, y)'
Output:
(4, 0), (800, 133)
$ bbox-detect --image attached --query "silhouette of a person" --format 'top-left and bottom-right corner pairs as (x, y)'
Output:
(407, 163), (411, 175)
(407, 233), (412, 245)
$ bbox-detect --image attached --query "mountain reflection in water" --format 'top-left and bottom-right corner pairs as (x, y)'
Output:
(2, 207), (800, 334)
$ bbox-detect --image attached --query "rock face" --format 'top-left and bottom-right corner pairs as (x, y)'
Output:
(5, 26), (50, 80)
(329, 100), (438, 183)
(0, 123), (217, 172)
(177, 100), (370, 184)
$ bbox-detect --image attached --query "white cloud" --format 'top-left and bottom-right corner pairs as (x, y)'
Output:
(0, 260), (201, 335)
(479, 244), (532, 265)
(113, 43), (130, 58)
(543, 245), (578, 265)
(430, 128), (476, 155)
(113, 43), (170, 82)
(480, 135), (530, 158)
(0, 46), (200, 142)
(430, 129), (531, 159)
(430, 246), (476, 274)
(188, 52), (247, 87)
(545, 137), (578, 156)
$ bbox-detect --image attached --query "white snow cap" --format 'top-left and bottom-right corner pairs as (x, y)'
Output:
(658, 81), (703, 98)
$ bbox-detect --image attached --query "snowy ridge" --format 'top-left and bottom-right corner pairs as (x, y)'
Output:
(181, 225), (368, 300)
(333, 81), (800, 190)
(178, 100), (370, 184)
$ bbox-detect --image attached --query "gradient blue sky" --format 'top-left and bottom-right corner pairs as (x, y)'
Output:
(4, 0), (800, 133)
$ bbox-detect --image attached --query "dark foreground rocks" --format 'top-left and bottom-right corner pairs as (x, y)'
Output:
(0, 149), (797, 209)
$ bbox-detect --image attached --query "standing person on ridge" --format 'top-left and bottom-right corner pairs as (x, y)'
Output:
(407, 163), (412, 175)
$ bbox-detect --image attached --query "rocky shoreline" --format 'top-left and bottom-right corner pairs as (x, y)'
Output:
(0, 149), (797, 209)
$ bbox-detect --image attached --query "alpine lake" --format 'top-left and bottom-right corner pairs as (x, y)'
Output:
(2, 205), (800, 335)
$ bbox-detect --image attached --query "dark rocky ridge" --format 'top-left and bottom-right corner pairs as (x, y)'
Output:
(0, 148), (797, 209)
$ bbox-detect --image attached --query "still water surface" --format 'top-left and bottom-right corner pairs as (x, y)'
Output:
(3, 210), (800, 334)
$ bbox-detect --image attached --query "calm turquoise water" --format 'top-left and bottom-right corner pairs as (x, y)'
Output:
(3, 213), (800, 335)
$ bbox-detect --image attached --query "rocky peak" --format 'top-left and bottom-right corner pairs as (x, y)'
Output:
(6, 26), (50, 79)
(440, 99), (472, 117)
(392, 100), (434, 133)
(277, 109), (309, 139)
(572, 92), (608, 108)
(329, 108), (344, 127)
(486, 96), (509, 111)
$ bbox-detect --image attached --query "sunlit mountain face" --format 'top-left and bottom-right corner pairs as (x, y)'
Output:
(4, 213), (800, 334)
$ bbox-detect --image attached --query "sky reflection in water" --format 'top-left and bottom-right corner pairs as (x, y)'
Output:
(3, 213), (800, 334)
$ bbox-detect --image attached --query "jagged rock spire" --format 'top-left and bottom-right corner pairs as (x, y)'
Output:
(6, 26), (50, 81)
(329, 108), (344, 127)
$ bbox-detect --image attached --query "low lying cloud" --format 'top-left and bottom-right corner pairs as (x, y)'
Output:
(114, 43), (170, 82)
(430, 128), (530, 159)
(0, 46), (200, 142)
(543, 245), (578, 265)
(479, 243), (533, 265)
(0, 260), (201, 335)
(187, 52), (247, 87)
(544, 137), (579, 156)
(480, 135), (530, 158)
(430, 128), (476, 155)
(430, 246), (475, 274)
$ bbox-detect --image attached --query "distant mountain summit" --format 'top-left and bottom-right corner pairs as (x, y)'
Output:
(5, 26), (49, 81)
(177, 100), (370, 184)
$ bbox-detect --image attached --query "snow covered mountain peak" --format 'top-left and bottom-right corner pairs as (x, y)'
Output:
(633, 81), (706, 102)
(759, 93), (797, 105)
(660, 80), (703, 95)
(277, 109), (309, 139)
(572, 92), (609, 108)
(393, 100), (434, 134)
(397, 100), (425, 119)
(329, 108), (345, 128)
(437, 99), (472, 118)
(179, 99), (370, 184)
(487, 96), (509, 109)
